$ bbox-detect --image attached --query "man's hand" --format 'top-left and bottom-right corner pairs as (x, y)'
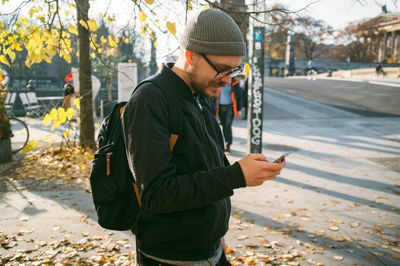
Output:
(237, 110), (242, 117)
(238, 154), (285, 186)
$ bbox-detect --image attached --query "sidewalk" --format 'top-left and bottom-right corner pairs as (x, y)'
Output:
(1, 90), (400, 265)
(226, 116), (400, 265)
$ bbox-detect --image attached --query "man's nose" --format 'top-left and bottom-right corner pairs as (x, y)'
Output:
(220, 73), (232, 86)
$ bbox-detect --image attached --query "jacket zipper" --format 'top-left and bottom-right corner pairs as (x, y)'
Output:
(194, 95), (224, 166)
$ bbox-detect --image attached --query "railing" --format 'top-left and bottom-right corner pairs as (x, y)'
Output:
(332, 67), (400, 78)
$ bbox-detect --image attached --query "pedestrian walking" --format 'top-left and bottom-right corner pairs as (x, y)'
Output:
(216, 76), (243, 152)
(26, 79), (35, 92)
(376, 62), (384, 77)
(122, 9), (285, 265)
(242, 72), (249, 120)
(63, 83), (77, 109)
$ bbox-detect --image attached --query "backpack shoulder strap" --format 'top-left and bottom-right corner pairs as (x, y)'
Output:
(149, 74), (183, 136)
(99, 101), (127, 146)
(132, 73), (183, 150)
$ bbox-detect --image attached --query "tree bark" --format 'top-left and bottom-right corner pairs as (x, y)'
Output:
(76, 0), (95, 150)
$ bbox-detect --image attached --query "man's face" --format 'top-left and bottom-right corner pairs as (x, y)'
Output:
(187, 53), (242, 98)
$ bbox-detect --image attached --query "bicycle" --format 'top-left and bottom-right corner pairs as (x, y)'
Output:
(8, 114), (29, 153)
(307, 69), (317, 81)
(376, 68), (385, 78)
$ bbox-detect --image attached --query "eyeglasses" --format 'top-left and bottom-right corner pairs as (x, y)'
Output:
(200, 54), (243, 78)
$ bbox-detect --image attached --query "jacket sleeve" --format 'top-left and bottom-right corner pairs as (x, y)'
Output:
(122, 84), (246, 214)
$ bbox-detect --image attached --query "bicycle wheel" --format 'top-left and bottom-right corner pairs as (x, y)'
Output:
(9, 117), (30, 153)
(311, 70), (317, 81)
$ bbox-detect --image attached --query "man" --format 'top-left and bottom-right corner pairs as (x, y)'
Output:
(216, 76), (243, 152)
(376, 62), (383, 76)
(26, 79), (35, 92)
(122, 9), (285, 265)
(241, 72), (249, 120)
(307, 60), (317, 72)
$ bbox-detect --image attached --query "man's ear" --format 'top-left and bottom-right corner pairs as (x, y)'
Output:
(185, 50), (193, 65)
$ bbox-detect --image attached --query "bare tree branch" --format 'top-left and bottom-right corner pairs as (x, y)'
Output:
(0, 0), (31, 16)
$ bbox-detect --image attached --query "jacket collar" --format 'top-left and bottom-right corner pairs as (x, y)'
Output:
(160, 63), (194, 101)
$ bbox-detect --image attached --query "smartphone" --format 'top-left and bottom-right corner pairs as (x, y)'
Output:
(273, 151), (293, 163)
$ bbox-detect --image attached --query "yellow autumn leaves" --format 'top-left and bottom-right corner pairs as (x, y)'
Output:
(0, 16), (116, 71)
(67, 19), (98, 34)
(23, 140), (37, 153)
(244, 63), (251, 74)
(139, 13), (176, 48)
(0, 17), (72, 68)
(18, 99), (81, 153)
(0, 21), (22, 67)
(140, 11), (147, 22)
(43, 107), (77, 131)
(137, 0), (178, 38)
(0, 1), (185, 73)
(166, 22), (176, 35)
(67, 24), (78, 35)
(66, 19), (124, 59)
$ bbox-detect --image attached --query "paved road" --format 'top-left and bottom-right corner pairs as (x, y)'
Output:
(265, 77), (400, 117)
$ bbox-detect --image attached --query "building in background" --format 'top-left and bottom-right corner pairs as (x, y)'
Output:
(367, 6), (400, 63)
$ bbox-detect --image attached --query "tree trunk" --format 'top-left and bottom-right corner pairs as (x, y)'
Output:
(76, 0), (95, 150)
(107, 69), (113, 102)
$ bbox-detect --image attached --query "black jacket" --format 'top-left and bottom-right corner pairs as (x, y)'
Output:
(122, 63), (246, 261)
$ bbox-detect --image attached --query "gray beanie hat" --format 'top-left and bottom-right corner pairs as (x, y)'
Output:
(179, 9), (246, 56)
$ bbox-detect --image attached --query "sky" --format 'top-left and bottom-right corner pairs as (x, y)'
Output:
(280, 0), (400, 30)
(4, 0), (399, 31)
(85, 0), (400, 58)
(86, 0), (400, 32)
(2, 0), (400, 62)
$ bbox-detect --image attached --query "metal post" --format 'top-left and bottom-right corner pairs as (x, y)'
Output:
(248, 26), (265, 153)
(100, 100), (104, 119)
(285, 32), (295, 76)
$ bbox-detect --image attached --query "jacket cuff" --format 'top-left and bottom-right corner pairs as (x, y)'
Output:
(227, 162), (246, 189)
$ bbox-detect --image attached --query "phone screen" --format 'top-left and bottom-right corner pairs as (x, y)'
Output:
(273, 151), (293, 163)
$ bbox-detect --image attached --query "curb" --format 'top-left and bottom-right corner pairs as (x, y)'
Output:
(284, 76), (400, 87)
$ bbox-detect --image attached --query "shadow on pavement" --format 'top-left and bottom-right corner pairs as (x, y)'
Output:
(275, 176), (399, 214)
(327, 104), (400, 118)
(229, 205), (396, 265)
(286, 160), (400, 194)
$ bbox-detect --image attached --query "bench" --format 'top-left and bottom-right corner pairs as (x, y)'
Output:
(19, 92), (44, 117)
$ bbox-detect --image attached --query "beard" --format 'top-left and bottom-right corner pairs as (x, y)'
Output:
(187, 69), (228, 98)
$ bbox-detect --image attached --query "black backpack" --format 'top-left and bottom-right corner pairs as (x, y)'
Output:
(89, 74), (183, 231)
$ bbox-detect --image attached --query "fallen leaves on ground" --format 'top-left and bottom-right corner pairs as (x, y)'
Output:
(328, 224), (340, 231)
(3, 147), (399, 265)
(8, 146), (93, 183)
(349, 222), (361, 228)
(227, 205), (400, 265)
(0, 230), (135, 265)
